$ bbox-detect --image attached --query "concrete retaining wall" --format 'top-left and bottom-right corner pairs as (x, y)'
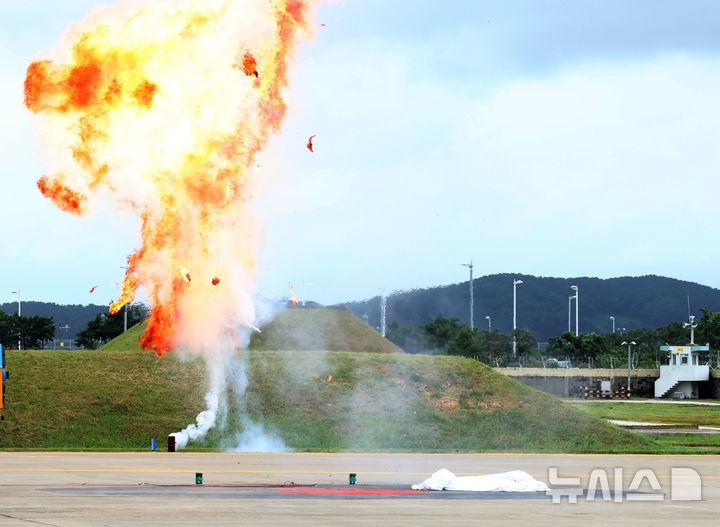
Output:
(495, 368), (659, 398)
(495, 367), (720, 398)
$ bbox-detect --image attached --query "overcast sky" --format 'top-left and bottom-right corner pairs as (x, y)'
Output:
(2, 0), (720, 308)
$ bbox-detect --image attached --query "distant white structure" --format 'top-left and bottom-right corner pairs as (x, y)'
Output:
(654, 318), (710, 399)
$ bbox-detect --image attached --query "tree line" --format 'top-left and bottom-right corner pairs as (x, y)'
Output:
(386, 308), (720, 368)
(0, 311), (55, 349)
(0, 303), (148, 350)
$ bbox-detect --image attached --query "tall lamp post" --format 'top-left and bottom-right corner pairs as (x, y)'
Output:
(380, 293), (387, 338)
(610, 316), (615, 334)
(58, 324), (70, 350)
(570, 285), (579, 336)
(10, 290), (21, 350)
(460, 261), (474, 330)
(568, 295), (576, 333)
(485, 315), (492, 330)
(513, 279), (523, 356)
(622, 341), (636, 395)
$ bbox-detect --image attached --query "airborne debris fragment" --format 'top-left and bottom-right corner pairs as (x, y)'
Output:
(211, 277), (220, 286)
(241, 51), (259, 78)
(306, 134), (316, 152)
(89, 286), (97, 293)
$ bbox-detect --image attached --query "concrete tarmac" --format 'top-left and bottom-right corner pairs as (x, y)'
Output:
(0, 451), (718, 526)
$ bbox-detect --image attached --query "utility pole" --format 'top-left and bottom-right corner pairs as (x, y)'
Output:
(622, 341), (636, 395)
(460, 261), (474, 330)
(11, 290), (21, 350)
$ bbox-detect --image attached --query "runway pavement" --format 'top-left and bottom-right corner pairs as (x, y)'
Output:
(0, 451), (718, 526)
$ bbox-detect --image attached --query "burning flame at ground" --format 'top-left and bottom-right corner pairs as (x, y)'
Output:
(24, 0), (320, 357)
(290, 284), (299, 305)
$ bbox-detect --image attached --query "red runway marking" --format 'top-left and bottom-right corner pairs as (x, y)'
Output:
(276, 488), (426, 495)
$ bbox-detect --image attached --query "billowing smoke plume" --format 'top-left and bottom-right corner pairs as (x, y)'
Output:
(24, 0), (320, 449)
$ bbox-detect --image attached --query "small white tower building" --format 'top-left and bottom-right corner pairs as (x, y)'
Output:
(654, 316), (710, 398)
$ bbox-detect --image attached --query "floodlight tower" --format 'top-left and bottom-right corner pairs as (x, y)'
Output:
(570, 285), (579, 336)
(485, 315), (492, 330)
(460, 261), (474, 330)
(513, 279), (523, 356)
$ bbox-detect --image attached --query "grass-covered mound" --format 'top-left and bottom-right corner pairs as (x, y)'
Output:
(0, 349), (663, 452)
(103, 306), (403, 354)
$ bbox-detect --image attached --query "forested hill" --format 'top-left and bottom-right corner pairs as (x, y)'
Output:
(0, 302), (107, 338)
(339, 274), (720, 341)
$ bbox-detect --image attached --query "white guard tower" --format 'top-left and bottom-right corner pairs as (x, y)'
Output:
(654, 315), (710, 398)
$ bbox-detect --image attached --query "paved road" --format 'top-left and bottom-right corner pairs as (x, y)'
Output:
(0, 452), (718, 526)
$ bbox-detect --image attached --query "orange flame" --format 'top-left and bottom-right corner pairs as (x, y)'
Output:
(25, 1), (320, 357)
(290, 284), (299, 305)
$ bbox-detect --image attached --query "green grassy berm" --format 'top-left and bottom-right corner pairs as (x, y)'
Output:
(1, 346), (665, 453)
(103, 306), (403, 354)
(0, 307), (671, 452)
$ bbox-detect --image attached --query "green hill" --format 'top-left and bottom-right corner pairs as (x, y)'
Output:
(0, 348), (664, 453)
(249, 306), (403, 353)
(103, 306), (403, 354)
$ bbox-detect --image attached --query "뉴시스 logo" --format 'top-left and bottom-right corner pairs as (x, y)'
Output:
(546, 467), (702, 503)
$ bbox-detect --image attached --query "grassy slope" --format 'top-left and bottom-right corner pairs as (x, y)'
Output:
(250, 306), (404, 353)
(104, 307), (403, 354)
(1, 349), (662, 452)
(0, 350), (205, 450)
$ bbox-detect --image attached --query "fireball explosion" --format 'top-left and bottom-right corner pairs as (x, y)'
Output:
(24, 0), (320, 449)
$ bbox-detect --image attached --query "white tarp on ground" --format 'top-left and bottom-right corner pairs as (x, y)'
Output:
(412, 468), (548, 492)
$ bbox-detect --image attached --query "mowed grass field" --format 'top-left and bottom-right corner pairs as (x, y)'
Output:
(570, 401), (720, 427)
(0, 348), (669, 453)
(570, 401), (720, 453)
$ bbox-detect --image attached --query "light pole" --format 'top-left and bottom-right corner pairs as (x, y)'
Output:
(570, 285), (579, 336)
(58, 324), (70, 349)
(513, 279), (523, 356)
(460, 261), (474, 330)
(485, 315), (492, 330)
(568, 295), (576, 333)
(10, 290), (21, 350)
(119, 266), (129, 332)
(380, 293), (387, 338)
(610, 316), (615, 334)
(622, 341), (636, 395)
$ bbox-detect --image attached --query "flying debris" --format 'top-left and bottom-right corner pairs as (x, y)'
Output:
(180, 267), (191, 283)
(212, 277), (221, 286)
(321, 23), (326, 26)
(89, 286), (97, 293)
(241, 51), (259, 78)
(306, 134), (316, 152)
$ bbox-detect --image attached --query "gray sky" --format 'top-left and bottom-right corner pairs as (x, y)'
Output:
(2, 0), (720, 308)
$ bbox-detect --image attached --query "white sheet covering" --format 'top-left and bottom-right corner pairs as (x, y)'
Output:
(412, 468), (548, 492)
